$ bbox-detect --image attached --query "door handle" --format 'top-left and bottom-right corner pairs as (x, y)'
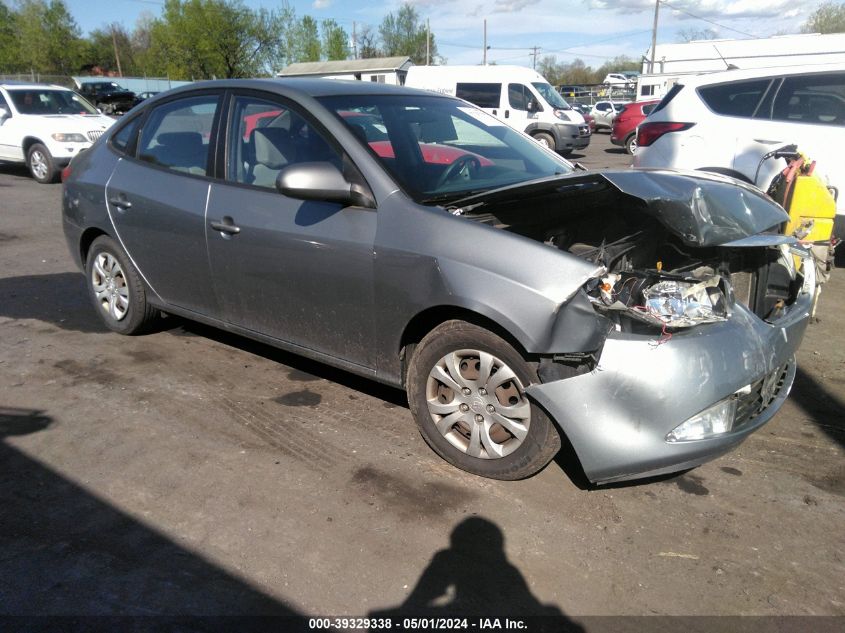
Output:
(504, 110), (509, 118)
(210, 217), (241, 235)
(108, 196), (132, 210)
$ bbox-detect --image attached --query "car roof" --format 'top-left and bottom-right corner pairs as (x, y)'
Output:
(1, 81), (70, 90)
(674, 62), (845, 88)
(161, 77), (451, 101)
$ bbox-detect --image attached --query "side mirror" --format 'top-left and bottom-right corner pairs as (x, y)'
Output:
(276, 162), (375, 208)
(526, 100), (540, 113)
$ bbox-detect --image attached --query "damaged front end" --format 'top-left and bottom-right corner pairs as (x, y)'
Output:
(452, 169), (814, 483)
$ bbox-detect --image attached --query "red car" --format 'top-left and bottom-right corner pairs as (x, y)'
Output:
(610, 99), (660, 154)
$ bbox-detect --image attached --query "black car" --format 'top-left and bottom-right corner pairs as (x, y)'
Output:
(77, 81), (138, 115)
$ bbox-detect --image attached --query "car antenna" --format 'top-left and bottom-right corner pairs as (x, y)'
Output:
(712, 45), (739, 70)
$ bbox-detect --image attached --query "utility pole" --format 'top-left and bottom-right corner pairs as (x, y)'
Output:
(530, 46), (540, 69)
(111, 26), (123, 77)
(483, 19), (487, 65)
(649, 0), (660, 73)
(426, 19), (430, 65)
(352, 21), (357, 60)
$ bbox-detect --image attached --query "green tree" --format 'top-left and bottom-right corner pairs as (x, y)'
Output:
(150, 0), (288, 80)
(592, 55), (640, 83)
(288, 15), (321, 62)
(802, 1), (845, 33)
(379, 3), (436, 64)
(83, 24), (137, 75)
(321, 19), (348, 61)
(0, 3), (22, 72)
(15, 0), (84, 75)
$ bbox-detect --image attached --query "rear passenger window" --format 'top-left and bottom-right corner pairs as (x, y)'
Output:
(772, 73), (845, 126)
(456, 83), (501, 109)
(138, 95), (219, 175)
(697, 79), (772, 117)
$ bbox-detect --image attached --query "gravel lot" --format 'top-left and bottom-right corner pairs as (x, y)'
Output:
(1, 131), (843, 626)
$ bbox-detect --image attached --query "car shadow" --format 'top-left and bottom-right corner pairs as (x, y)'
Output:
(369, 516), (583, 630)
(170, 319), (410, 409)
(0, 406), (307, 624)
(0, 272), (109, 333)
(0, 162), (35, 182)
(604, 147), (627, 155)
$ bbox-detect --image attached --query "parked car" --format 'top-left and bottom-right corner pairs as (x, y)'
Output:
(569, 103), (596, 131)
(62, 79), (814, 484)
(610, 99), (660, 153)
(76, 80), (138, 115)
(590, 100), (627, 131)
(0, 81), (114, 183)
(633, 63), (845, 238)
(406, 65), (590, 156)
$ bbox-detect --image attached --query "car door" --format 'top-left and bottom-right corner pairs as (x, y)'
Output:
(205, 91), (377, 367)
(104, 92), (222, 316)
(505, 83), (535, 131)
(746, 72), (845, 203)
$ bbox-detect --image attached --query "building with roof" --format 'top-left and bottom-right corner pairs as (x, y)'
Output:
(277, 57), (414, 86)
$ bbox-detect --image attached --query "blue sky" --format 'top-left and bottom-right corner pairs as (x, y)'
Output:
(63, 0), (825, 69)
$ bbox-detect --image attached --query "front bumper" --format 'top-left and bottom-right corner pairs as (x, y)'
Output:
(551, 123), (590, 152)
(526, 266), (813, 484)
(48, 141), (93, 166)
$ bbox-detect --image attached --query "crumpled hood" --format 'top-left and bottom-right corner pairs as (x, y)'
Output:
(453, 168), (790, 247)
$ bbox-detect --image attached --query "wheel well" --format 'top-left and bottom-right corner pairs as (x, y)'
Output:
(399, 306), (531, 383)
(79, 228), (108, 264)
(22, 136), (44, 155)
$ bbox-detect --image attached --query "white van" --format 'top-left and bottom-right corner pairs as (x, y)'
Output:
(405, 65), (590, 156)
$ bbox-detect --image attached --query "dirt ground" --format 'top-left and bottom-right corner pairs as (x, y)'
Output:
(1, 133), (843, 627)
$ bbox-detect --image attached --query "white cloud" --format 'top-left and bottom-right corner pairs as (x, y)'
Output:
(587, 0), (798, 20)
(312, 0), (332, 9)
(492, 0), (542, 12)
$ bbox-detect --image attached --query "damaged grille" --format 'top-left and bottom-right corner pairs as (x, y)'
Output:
(734, 362), (790, 429)
(87, 130), (104, 142)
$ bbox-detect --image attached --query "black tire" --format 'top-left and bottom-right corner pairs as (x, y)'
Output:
(625, 133), (637, 155)
(26, 143), (59, 184)
(532, 132), (555, 150)
(406, 320), (561, 480)
(85, 235), (159, 335)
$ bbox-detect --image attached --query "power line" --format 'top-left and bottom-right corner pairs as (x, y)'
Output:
(659, 0), (758, 39)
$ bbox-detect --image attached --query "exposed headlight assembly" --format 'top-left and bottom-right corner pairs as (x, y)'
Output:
(553, 109), (571, 121)
(52, 132), (87, 143)
(641, 277), (727, 328)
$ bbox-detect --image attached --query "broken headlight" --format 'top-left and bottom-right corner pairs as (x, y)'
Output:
(641, 278), (727, 328)
(666, 398), (736, 442)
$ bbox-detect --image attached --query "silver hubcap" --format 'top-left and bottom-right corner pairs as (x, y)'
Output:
(91, 253), (130, 321)
(628, 137), (637, 153)
(536, 136), (551, 148)
(30, 151), (48, 179)
(426, 349), (531, 459)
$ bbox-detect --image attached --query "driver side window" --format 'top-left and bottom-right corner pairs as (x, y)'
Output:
(227, 95), (342, 189)
(508, 84), (531, 111)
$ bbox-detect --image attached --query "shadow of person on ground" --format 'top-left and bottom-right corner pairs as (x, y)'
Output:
(370, 517), (583, 631)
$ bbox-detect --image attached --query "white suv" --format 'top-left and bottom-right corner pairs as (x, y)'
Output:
(0, 82), (115, 183)
(633, 64), (845, 237)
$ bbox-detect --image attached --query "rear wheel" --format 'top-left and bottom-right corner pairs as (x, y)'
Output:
(625, 133), (637, 154)
(407, 320), (561, 480)
(532, 132), (555, 150)
(27, 143), (59, 184)
(85, 236), (159, 335)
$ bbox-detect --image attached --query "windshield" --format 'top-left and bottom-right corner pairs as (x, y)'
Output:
(95, 82), (126, 93)
(531, 82), (570, 109)
(9, 89), (99, 115)
(318, 94), (573, 203)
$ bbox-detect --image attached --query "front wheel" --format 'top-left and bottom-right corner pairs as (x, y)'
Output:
(532, 132), (555, 150)
(407, 321), (561, 480)
(27, 143), (59, 184)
